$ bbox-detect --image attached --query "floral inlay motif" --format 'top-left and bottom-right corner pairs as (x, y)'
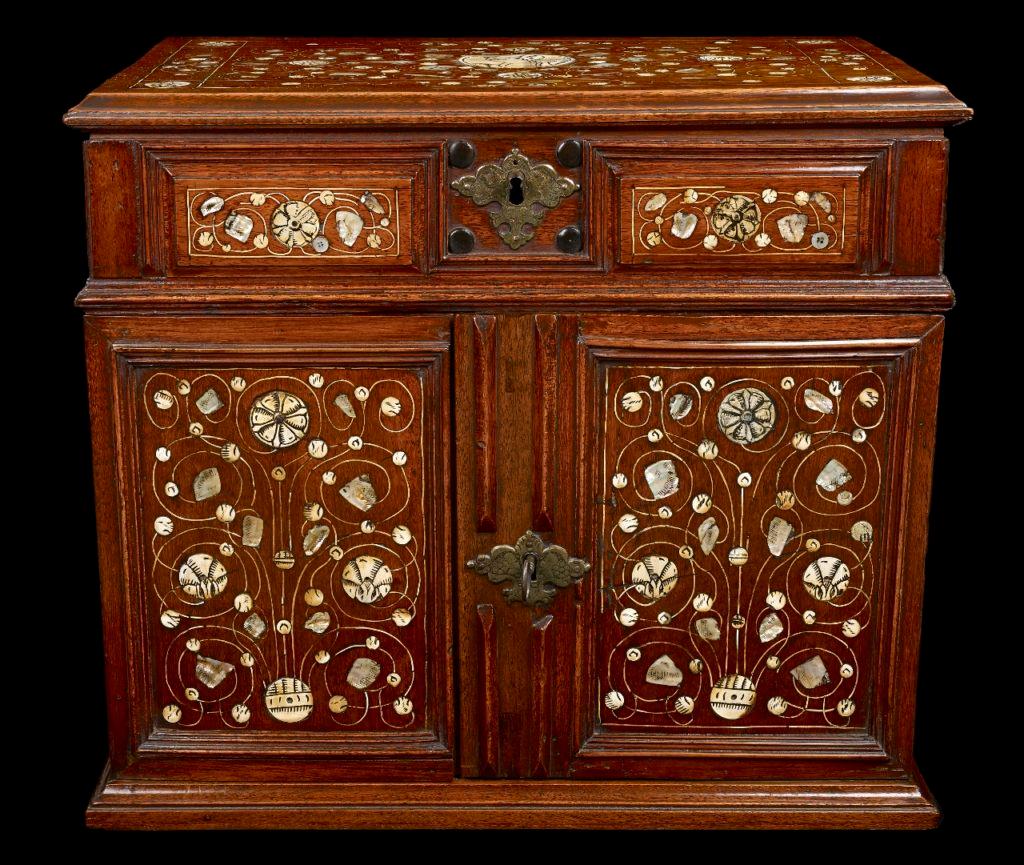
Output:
(144, 367), (429, 731)
(600, 364), (890, 729)
(717, 387), (777, 444)
(633, 184), (844, 256)
(271, 201), (321, 248)
(456, 53), (574, 69)
(187, 187), (400, 259)
(711, 195), (761, 242)
(249, 390), (309, 449)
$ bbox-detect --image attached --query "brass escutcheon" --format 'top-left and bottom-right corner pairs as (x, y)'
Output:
(450, 148), (579, 250)
(466, 530), (590, 607)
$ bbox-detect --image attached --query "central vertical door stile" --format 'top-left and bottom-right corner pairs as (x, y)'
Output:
(455, 313), (583, 779)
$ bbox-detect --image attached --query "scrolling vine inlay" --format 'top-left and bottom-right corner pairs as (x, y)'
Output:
(632, 184), (847, 257)
(599, 363), (890, 730)
(143, 366), (429, 731)
(186, 187), (400, 259)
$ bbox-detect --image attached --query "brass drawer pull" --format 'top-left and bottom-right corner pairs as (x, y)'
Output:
(466, 530), (590, 607)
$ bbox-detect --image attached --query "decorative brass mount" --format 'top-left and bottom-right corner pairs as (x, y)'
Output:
(450, 148), (579, 250)
(466, 530), (590, 607)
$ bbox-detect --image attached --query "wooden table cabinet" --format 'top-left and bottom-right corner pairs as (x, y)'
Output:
(65, 36), (970, 829)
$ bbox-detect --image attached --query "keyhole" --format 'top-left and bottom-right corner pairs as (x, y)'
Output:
(508, 176), (524, 205)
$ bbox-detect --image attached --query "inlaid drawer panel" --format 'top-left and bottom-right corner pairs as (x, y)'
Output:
(610, 148), (890, 273)
(145, 145), (434, 273)
(183, 183), (407, 264)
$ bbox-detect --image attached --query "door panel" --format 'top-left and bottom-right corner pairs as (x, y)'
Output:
(571, 314), (942, 778)
(86, 313), (453, 781)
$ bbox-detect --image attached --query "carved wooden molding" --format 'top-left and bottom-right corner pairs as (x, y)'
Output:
(476, 604), (500, 777)
(472, 315), (498, 532)
(533, 314), (558, 532)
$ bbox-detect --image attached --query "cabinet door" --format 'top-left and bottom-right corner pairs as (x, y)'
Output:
(569, 314), (942, 779)
(85, 313), (453, 782)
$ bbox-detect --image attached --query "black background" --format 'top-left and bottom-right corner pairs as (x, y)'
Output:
(31, 6), (997, 844)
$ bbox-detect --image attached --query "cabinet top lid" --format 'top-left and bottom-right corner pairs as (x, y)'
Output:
(64, 36), (971, 130)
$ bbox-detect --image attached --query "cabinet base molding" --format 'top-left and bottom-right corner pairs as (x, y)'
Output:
(88, 767), (938, 830)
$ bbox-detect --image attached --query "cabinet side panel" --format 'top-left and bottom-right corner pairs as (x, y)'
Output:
(881, 320), (944, 764)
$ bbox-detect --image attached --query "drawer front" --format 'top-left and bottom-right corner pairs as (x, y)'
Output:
(610, 147), (890, 273)
(83, 136), (954, 281)
(145, 144), (435, 274)
(86, 314), (452, 780)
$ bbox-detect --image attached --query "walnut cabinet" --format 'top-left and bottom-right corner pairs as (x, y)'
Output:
(65, 36), (970, 829)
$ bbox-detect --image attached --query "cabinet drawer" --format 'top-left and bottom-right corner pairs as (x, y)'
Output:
(144, 144), (434, 274)
(611, 147), (890, 273)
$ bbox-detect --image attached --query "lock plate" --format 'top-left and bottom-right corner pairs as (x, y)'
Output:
(466, 530), (590, 607)
(450, 148), (579, 250)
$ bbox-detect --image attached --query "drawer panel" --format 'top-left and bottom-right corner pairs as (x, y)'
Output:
(611, 148), (889, 273)
(182, 183), (409, 265)
(145, 144), (435, 274)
